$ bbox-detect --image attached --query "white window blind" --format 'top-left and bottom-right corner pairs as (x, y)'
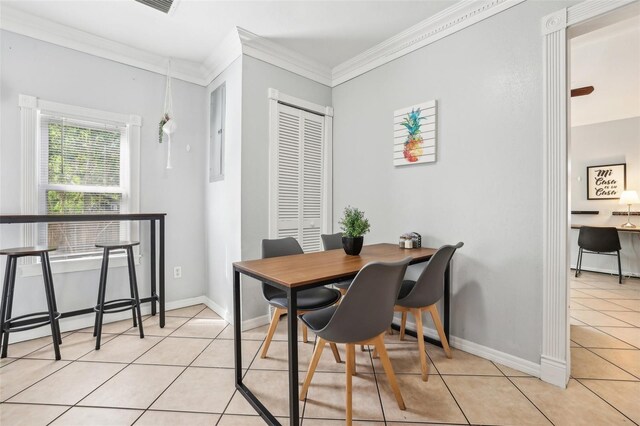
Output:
(38, 114), (129, 258)
(275, 104), (325, 252)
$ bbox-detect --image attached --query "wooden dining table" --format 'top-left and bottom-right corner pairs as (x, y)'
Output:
(232, 243), (448, 426)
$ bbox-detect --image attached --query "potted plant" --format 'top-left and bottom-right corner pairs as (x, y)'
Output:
(339, 206), (371, 255)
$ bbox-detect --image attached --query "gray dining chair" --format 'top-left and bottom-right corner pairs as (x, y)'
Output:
(575, 226), (622, 284)
(260, 237), (342, 359)
(395, 242), (463, 381)
(320, 233), (353, 294)
(299, 257), (411, 426)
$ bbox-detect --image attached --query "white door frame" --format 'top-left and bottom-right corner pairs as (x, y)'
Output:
(540, 0), (637, 388)
(267, 88), (334, 239)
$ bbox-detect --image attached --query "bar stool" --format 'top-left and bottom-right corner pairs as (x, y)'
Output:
(0, 246), (62, 360)
(93, 241), (144, 350)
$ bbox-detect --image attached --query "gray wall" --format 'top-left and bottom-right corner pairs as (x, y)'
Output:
(204, 57), (243, 322)
(240, 55), (332, 319)
(570, 117), (640, 275)
(0, 31), (207, 338)
(331, 0), (576, 364)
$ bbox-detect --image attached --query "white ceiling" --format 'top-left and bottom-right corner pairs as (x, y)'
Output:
(570, 13), (640, 127)
(1, 0), (457, 70)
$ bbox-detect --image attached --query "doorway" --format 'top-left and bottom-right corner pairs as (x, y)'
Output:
(541, 0), (639, 388)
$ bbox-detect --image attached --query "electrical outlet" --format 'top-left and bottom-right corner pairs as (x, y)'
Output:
(173, 266), (182, 279)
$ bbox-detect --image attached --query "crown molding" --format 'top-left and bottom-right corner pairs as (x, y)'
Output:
(2, 1), (532, 88)
(0, 6), (210, 86)
(237, 27), (332, 87)
(202, 29), (243, 86)
(331, 0), (526, 86)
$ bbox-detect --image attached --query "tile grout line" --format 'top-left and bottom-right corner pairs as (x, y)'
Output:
(217, 322), (275, 425)
(128, 305), (215, 424)
(427, 349), (471, 425)
(577, 345), (640, 381)
(573, 377), (639, 425)
(365, 343), (388, 425)
(494, 361), (556, 426)
(36, 315), (168, 425)
(42, 304), (207, 425)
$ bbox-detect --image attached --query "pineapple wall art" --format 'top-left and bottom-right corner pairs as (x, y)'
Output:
(393, 100), (437, 166)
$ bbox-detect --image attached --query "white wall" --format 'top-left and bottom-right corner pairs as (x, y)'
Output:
(0, 31), (207, 339)
(570, 15), (640, 127)
(331, 0), (577, 365)
(570, 117), (640, 276)
(204, 57), (243, 322)
(240, 55), (332, 320)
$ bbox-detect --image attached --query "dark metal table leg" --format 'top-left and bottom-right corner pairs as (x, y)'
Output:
(444, 263), (450, 340)
(233, 268), (242, 384)
(150, 219), (157, 317)
(287, 288), (300, 426)
(234, 268), (281, 426)
(159, 216), (165, 328)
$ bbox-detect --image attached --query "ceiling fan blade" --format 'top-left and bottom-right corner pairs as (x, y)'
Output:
(571, 86), (594, 97)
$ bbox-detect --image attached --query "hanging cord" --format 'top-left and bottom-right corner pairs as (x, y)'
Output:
(163, 59), (173, 117)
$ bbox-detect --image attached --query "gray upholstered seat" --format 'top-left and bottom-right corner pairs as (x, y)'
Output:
(320, 233), (352, 290)
(299, 257), (411, 423)
(259, 237), (341, 358)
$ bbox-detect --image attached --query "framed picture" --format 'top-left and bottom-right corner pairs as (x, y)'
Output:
(393, 100), (437, 166)
(587, 163), (626, 200)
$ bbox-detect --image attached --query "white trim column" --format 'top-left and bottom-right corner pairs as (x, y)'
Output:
(541, 8), (569, 388)
(19, 95), (39, 248)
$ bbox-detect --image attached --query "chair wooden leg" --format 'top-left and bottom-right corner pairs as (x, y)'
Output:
(374, 334), (405, 410)
(330, 342), (342, 363)
(413, 308), (429, 381)
(302, 323), (308, 343)
(400, 311), (407, 341)
(350, 343), (356, 376)
(427, 305), (451, 358)
(300, 337), (326, 400)
(261, 307), (284, 358)
(346, 343), (355, 426)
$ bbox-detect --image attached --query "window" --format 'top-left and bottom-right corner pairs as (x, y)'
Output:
(19, 95), (141, 268)
(38, 115), (129, 258)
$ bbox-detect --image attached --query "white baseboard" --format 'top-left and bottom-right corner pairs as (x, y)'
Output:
(201, 296), (232, 324)
(395, 317), (541, 378)
(7, 296), (209, 344)
(571, 265), (640, 278)
(200, 296), (270, 331)
(540, 355), (569, 388)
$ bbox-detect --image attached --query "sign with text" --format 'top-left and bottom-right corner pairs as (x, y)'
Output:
(587, 163), (626, 200)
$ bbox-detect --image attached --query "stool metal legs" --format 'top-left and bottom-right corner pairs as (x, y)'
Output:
(40, 253), (61, 360)
(94, 248), (110, 350)
(0, 256), (17, 358)
(127, 247), (144, 339)
(94, 247), (144, 350)
(1, 253), (61, 360)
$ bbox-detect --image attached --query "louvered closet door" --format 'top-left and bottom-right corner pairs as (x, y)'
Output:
(275, 104), (325, 252)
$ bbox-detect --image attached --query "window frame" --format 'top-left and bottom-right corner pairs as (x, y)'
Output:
(19, 95), (141, 276)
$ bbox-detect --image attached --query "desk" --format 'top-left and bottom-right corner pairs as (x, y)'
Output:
(0, 213), (166, 328)
(571, 224), (640, 233)
(233, 243), (441, 426)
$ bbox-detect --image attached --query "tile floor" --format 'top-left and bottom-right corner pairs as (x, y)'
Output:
(0, 271), (638, 425)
